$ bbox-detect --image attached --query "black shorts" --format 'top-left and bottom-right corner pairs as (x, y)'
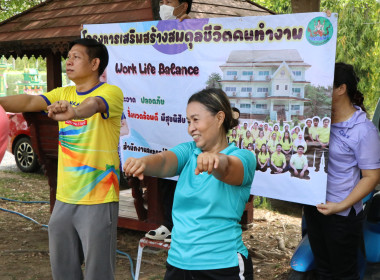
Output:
(164, 253), (253, 280)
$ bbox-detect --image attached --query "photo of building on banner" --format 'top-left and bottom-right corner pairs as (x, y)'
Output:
(83, 12), (337, 206)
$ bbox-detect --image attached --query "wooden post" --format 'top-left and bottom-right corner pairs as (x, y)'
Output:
(37, 50), (61, 211)
(291, 0), (321, 13)
(150, 0), (160, 20)
(46, 51), (62, 91)
(23, 113), (58, 212)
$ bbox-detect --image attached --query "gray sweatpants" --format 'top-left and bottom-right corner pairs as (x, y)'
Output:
(48, 200), (119, 280)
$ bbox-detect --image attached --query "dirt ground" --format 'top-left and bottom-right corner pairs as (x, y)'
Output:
(0, 169), (303, 280)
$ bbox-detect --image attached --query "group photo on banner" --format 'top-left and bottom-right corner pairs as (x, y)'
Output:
(83, 11), (338, 206)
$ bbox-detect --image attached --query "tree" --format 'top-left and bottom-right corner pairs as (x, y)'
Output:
(304, 85), (332, 117)
(0, 0), (45, 22)
(322, 0), (380, 116)
(206, 72), (222, 89)
(253, 0), (292, 14)
(251, 0), (380, 115)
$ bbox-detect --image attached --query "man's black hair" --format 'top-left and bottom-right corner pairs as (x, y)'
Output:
(69, 38), (108, 77)
(179, 0), (192, 14)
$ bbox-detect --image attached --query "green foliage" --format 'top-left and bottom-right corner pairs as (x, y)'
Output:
(1, 0), (377, 114)
(322, 0), (380, 116)
(2, 55), (47, 71)
(251, 0), (380, 115)
(0, 0), (45, 22)
(304, 85), (332, 118)
(4, 72), (23, 96)
(253, 0), (292, 14)
(253, 196), (272, 210)
(206, 72), (222, 89)
(292, 116), (299, 126)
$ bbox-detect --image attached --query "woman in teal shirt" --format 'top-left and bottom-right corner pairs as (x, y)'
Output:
(124, 88), (256, 280)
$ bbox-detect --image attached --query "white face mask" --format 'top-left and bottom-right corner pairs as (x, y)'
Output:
(159, 4), (177, 20)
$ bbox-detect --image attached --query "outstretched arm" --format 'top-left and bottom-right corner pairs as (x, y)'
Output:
(123, 151), (178, 180)
(317, 169), (380, 215)
(195, 152), (245, 186)
(47, 96), (106, 121)
(0, 94), (47, 112)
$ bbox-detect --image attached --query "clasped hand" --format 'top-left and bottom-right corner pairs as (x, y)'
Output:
(123, 157), (146, 180)
(47, 100), (76, 121)
(195, 152), (220, 175)
(123, 152), (222, 180)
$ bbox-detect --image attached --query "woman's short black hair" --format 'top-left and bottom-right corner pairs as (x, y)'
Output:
(188, 88), (238, 134)
(69, 38), (108, 77)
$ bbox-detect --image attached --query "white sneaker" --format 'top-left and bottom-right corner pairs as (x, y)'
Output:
(145, 225), (170, 240)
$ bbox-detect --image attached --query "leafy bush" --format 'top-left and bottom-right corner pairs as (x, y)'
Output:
(253, 196), (272, 210)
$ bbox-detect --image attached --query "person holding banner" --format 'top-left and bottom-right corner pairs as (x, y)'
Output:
(159, 0), (192, 21)
(145, 0), (194, 244)
(0, 38), (123, 280)
(124, 88), (256, 279)
(0, 105), (9, 162)
(304, 63), (380, 279)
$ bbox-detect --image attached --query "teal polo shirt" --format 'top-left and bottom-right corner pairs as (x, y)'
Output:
(167, 142), (256, 270)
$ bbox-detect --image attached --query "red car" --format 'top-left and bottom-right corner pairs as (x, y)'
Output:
(7, 113), (40, 172)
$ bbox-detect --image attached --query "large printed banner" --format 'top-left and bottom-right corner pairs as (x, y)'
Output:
(83, 12), (337, 206)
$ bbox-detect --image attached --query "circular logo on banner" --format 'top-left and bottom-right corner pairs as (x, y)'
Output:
(306, 17), (333, 46)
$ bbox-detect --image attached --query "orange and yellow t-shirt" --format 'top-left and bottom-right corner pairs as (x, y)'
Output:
(41, 83), (123, 205)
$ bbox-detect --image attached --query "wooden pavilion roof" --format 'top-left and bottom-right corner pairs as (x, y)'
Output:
(0, 0), (274, 58)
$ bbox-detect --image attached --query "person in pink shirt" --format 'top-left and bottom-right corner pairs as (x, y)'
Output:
(0, 105), (9, 162)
